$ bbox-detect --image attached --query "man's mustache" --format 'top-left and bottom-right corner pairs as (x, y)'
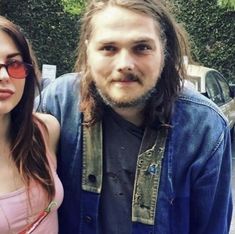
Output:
(111, 73), (140, 83)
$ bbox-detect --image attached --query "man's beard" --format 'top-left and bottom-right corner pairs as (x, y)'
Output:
(95, 85), (157, 109)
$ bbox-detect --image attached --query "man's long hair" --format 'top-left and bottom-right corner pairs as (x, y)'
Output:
(0, 16), (55, 201)
(75, 0), (191, 127)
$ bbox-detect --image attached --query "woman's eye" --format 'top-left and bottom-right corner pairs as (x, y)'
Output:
(7, 58), (22, 64)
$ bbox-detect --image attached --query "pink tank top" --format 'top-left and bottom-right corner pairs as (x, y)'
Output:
(0, 122), (64, 234)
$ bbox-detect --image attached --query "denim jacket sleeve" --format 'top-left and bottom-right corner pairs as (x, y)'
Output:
(190, 125), (233, 234)
(35, 73), (79, 122)
(168, 89), (233, 234)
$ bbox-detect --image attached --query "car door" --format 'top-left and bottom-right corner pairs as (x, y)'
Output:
(206, 71), (235, 129)
(206, 71), (224, 105)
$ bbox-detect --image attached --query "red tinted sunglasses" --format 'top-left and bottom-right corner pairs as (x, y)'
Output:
(0, 60), (32, 79)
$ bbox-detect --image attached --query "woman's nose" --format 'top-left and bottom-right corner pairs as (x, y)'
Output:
(0, 65), (10, 81)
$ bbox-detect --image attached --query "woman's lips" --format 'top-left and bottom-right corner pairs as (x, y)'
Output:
(0, 89), (14, 100)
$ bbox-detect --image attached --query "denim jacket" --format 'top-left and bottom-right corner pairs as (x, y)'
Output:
(36, 73), (233, 234)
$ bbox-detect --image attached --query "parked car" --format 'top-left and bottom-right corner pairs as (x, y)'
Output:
(186, 64), (235, 133)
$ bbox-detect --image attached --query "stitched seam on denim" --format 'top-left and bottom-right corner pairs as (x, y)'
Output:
(165, 131), (174, 197)
(210, 128), (226, 157)
(41, 93), (47, 113)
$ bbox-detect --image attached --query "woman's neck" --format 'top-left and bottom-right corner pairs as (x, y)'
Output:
(0, 114), (11, 143)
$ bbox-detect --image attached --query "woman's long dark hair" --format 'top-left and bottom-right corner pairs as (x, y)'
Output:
(75, 0), (192, 127)
(0, 16), (55, 201)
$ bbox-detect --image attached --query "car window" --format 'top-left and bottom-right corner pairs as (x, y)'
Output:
(206, 72), (224, 106)
(213, 72), (231, 103)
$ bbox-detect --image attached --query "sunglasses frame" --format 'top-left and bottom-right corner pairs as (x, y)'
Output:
(0, 60), (33, 79)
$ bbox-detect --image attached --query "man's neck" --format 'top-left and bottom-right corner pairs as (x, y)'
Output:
(112, 106), (144, 127)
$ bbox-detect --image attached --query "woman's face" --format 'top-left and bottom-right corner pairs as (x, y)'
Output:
(0, 31), (26, 117)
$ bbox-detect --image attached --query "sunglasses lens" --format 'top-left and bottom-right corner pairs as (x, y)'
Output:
(8, 61), (29, 79)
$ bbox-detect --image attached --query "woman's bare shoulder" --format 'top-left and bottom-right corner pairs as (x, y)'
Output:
(34, 112), (60, 156)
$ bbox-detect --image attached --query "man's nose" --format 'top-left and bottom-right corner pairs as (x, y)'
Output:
(0, 65), (10, 81)
(116, 50), (135, 73)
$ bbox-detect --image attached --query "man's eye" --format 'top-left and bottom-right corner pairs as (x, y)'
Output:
(101, 45), (116, 52)
(134, 44), (152, 52)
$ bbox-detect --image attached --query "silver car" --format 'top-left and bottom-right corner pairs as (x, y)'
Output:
(186, 64), (235, 131)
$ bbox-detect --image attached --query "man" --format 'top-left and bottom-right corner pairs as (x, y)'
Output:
(36, 0), (233, 233)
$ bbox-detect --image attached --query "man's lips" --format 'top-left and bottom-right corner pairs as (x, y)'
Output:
(111, 74), (139, 83)
(117, 80), (134, 82)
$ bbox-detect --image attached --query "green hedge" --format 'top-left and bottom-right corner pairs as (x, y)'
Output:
(174, 0), (235, 82)
(0, 0), (80, 76)
(1, 0), (234, 82)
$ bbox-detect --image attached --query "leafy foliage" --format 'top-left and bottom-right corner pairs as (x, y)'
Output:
(173, 0), (235, 82)
(0, 0), (80, 76)
(61, 0), (86, 15)
(218, 0), (235, 10)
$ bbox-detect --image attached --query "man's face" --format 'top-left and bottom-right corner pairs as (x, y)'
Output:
(87, 6), (165, 109)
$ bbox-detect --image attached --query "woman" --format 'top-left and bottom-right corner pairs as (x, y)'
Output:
(0, 16), (63, 233)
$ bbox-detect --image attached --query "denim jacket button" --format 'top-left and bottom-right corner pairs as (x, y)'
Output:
(88, 174), (97, 183)
(84, 215), (93, 223)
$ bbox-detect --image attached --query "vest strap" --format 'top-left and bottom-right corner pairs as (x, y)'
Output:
(82, 122), (103, 193)
(132, 126), (168, 225)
